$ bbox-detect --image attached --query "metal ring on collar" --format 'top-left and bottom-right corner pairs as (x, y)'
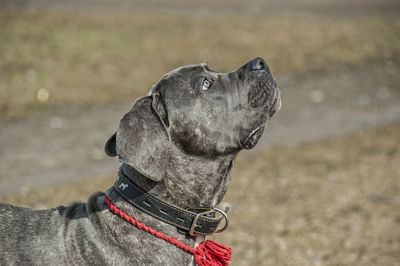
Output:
(189, 208), (229, 236)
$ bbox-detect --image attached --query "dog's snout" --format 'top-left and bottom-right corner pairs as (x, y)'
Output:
(250, 57), (268, 71)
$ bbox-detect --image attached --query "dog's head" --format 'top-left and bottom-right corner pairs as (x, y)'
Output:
(105, 57), (280, 184)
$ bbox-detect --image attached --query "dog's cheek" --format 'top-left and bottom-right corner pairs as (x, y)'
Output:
(171, 122), (209, 155)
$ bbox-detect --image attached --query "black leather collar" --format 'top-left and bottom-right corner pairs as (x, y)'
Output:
(112, 166), (228, 236)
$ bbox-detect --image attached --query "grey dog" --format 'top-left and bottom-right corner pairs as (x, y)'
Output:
(0, 57), (280, 265)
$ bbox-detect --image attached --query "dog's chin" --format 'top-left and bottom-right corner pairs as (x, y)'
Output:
(242, 124), (265, 149)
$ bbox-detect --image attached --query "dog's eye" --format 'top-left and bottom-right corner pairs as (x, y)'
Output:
(201, 79), (211, 91)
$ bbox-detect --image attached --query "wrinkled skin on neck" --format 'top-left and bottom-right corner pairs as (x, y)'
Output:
(121, 151), (236, 208)
(109, 58), (281, 208)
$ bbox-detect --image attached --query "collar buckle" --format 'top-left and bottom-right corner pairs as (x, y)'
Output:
(189, 208), (230, 236)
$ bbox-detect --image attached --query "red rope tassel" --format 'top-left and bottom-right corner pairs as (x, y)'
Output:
(194, 240), (232, 266)
(104, 195), (232, 266)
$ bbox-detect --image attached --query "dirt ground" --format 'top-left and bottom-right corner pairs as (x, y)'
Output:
(1, 1), (400, 265)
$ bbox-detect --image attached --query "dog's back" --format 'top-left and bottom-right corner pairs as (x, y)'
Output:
(0, 193), (108, 265)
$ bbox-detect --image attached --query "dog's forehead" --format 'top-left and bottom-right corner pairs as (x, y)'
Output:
(167, 63), (206, 77)
(168, 63), (220, 78)
(148, 64), (220, 95)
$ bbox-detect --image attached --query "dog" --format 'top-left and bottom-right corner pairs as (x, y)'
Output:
(0, 57), (280, 265)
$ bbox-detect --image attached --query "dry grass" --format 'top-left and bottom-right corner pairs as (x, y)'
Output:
(3, 123), (400, 265)
(1, 11), (399, 116)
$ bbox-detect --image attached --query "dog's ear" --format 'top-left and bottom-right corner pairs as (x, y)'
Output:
(106, 94), (171, 182)
(105, 133), (117, 157)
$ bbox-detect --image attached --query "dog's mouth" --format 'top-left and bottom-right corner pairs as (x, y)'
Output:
(242, 124), (265, 149)
(241, 87), (281, 150)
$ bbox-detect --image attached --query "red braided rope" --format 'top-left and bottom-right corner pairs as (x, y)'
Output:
(104, 195), (232, 266)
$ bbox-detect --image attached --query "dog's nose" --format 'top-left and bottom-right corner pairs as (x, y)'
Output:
(250, 57), (268, 71)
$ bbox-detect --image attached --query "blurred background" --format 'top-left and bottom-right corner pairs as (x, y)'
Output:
(1, 0), (399, 265)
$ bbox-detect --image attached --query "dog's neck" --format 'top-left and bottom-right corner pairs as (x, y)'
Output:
(121, 148), (237, 208)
